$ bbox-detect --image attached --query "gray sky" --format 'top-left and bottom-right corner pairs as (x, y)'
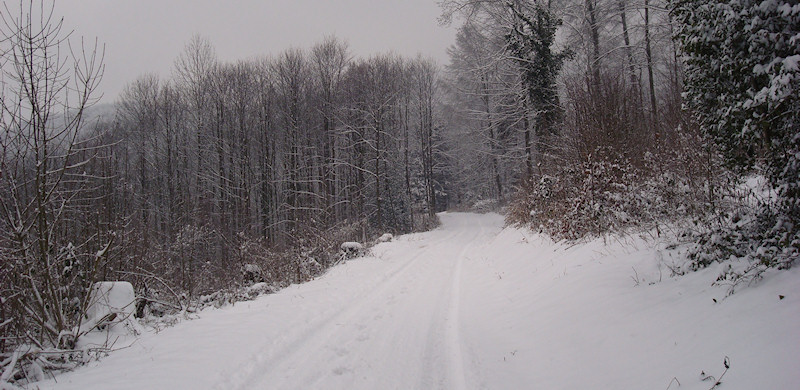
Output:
(51, 0), (455, 103)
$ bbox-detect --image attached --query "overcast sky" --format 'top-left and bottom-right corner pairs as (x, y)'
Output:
(49, 0), (455, 103)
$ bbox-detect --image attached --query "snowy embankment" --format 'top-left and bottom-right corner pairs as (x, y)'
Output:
(40, 213), (799, 389)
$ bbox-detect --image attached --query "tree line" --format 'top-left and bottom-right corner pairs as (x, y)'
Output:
(1, 3), (450, 357)
(109, 37), (449, 293)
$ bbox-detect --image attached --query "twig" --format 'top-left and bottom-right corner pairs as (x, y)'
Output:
(138, 297), (182, 312)
(666, 376), (681, 389)
(114, 269), (184, 310)
(708, 356), (730, 390)
(0, 348), (20, 382)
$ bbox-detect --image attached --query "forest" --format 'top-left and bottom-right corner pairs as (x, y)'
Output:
(0, 0), (797, 385)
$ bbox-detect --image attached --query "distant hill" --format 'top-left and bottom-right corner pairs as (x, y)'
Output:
(82, 103), (117, 125)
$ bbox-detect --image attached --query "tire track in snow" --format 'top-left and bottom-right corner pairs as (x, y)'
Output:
(445, 239), (469, 390)
(445, 216), (489, 390)
(416, 215), (491, 390)
(213, 227), (462, 390)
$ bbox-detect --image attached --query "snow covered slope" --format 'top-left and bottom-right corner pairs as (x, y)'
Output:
(40, 213), (800, 389)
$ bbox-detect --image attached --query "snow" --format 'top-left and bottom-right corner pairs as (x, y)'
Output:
(340, 241), (364, 250)
(245, 282), (268, 293)
(75, 282), (141, 350)
(340, 241), (366, 260)
(783, 54), (800, 72)
(83, 282), (135, 322)
(38, 213), (800, 389)
(242, 264), (262, 274)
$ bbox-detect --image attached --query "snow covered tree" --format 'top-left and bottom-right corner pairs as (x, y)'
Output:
(672, 0), (798, 169)
(442, 15), (532, 206)
(672, 0), (800, 268)
(444, 22), (506, 204)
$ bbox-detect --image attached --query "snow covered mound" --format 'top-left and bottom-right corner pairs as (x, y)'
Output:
(38, 213), (799, 389)
(340, 241), (364, 251)
(75, 281), (141, 350)
(339, 241), (365, 260)
(459, 223), (800, 389)
(80, 282), (136, 333)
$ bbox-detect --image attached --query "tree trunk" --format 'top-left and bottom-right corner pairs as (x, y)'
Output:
(645, 0), (658, 131)
(586, 0), (602, 91)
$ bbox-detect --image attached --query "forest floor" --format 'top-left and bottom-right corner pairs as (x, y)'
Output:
(39, 213), (799, 389)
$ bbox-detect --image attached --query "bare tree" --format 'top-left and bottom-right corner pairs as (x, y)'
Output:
(412, 57), (439, 217)
(311, 36), (349, 224)
(173, 34), (217, 226)
(273, 48), (311, 236)
(0, 1), (106, 347)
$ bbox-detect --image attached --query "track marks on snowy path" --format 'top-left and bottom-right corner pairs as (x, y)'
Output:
(415, 215), (494, 390)
(444, 236), (470, 390)
(213, 214), (503, 390)
(445, 217), (491, 390)
(214, 226), (465, 390)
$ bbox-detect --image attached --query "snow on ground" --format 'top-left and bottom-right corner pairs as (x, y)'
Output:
(39, 213), (800, 389)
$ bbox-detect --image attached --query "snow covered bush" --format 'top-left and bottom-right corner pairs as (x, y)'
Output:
(508, 137), (718, 242)
(82, 282), (136, 331)
(242, 264), (266, 284)
(680, 177), (798, 291)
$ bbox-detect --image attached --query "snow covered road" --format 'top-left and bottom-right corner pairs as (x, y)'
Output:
(41, 212), (800, 389)
(212, 212), (497, 390)
(43, 213), (505, 389)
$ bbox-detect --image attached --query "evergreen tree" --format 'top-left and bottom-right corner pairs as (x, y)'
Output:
(672, 0), (800, 267)
(505, 2), (571, 172)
